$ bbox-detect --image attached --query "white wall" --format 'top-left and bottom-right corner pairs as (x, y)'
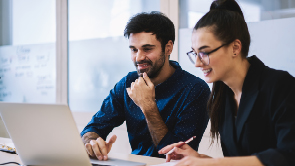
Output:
(247, 17), (295, 77)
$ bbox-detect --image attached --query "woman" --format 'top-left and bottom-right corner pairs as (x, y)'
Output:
(158, 0), (295, 165)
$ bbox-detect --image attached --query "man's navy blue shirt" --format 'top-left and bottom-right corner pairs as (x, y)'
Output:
(81, 61), (210, 158)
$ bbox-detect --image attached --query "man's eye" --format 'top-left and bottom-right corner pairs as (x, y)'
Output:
(143, 48), (152, 52)
(131, 48), (138, 52)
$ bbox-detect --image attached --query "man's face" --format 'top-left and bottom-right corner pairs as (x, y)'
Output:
(129, 32), (166, 78)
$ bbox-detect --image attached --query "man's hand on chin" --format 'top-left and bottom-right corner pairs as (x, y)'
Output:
(126, 72), (156, 113)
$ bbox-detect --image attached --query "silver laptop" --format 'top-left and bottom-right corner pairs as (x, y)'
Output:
(0, 102), (146, 166)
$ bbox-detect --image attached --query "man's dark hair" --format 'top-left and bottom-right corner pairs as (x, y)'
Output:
(124, 11), (175, 52)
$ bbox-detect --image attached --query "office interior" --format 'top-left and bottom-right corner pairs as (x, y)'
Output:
(1, 0), (295, 158)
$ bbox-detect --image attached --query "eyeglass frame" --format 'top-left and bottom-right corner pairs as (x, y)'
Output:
(186, 43), (230, 66)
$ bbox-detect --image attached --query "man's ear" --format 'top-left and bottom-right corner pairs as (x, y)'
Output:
(232, 39), (242, 57)
(165, 40), (173, 56)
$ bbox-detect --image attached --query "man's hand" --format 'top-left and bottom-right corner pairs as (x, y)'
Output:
(83, 133), (117, 161)
(126, 72), (156, 113)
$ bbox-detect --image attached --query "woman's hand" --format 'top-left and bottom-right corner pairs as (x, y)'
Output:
(158, 142), (210, 162)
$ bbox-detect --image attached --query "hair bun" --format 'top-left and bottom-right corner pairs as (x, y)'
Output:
(210, 0), (244, 18)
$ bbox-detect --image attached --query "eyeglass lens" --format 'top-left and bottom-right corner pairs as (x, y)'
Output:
(187, 51), (209, 65)
(198, 53), (209, 65)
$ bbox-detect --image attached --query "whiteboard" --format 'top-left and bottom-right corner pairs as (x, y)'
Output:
(0, 44), (56, 103)
(179, 17), (295, 88)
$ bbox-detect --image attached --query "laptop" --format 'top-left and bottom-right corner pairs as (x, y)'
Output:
(0, 102), (146, 166)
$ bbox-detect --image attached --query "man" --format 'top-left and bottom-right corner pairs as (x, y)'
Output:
(81, 11), (210, 160)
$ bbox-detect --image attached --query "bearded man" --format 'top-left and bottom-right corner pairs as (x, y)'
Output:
(81, 11), (210, 160)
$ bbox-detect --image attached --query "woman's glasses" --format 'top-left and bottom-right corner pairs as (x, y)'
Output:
(186, 43), (228, 66)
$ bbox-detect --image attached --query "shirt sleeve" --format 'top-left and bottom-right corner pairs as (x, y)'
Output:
(80, 77), (126, 140)
(255, 85), (295, 166)
(156, 82), (210, 152)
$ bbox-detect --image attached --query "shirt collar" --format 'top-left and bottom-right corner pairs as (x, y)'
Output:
(155, 60), (182, 88)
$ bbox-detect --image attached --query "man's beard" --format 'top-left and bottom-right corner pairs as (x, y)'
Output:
(134, 52), (166, 78)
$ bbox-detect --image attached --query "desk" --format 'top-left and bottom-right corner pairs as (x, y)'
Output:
(0, 137), (165, 166)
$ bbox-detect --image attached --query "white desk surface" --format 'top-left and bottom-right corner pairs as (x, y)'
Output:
(0, 137), (166, 166)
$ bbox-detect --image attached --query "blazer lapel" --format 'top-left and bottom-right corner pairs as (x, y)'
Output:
(235, 56), (264, 142)
(235, 89), (259, 142)
(221, 87), (241, 155)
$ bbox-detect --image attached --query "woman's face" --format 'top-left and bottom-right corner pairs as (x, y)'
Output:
(191, 27), (234, 83)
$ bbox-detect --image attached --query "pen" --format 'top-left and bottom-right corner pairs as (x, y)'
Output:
(0, 149), (17, 154)
(165, 136), (196, 155)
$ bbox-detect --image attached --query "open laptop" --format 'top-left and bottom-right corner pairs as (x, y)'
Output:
(0, 102), (146, 166)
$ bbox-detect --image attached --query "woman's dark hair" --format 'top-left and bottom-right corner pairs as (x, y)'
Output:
(124, 11), (175, 53)
(194, 0), (251, 143)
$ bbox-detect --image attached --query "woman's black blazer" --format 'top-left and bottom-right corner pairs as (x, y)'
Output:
(219, 55), (295, 166)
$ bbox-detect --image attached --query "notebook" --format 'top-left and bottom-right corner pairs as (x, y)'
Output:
(0, 102), (145, 166)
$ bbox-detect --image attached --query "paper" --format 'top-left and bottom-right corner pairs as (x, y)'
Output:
(90, 158), (146, 166)
(151, 160), (179, 166)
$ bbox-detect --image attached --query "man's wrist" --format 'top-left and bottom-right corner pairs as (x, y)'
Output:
(141, 100), (157, 115)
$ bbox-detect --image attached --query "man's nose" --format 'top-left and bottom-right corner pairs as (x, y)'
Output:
(136, 50), (146, 62)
